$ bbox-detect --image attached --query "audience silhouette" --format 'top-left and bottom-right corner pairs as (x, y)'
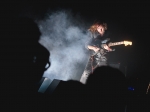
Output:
(85, 66), (128, 112)
(49, 66), (128, 111)
(1, 17), (51, 111)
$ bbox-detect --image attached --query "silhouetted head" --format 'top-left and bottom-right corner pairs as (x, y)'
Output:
(86, 66), (127, 111)
(2, 17), (50, 94)
(9, 17), (41, 43)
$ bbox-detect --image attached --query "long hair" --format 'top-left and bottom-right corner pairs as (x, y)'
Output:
(88, 21), (107, 33)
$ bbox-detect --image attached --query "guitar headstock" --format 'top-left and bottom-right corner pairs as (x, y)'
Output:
(124, 41), (132, 46)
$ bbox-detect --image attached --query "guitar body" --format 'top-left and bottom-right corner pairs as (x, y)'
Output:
(88, 45), (106, 56)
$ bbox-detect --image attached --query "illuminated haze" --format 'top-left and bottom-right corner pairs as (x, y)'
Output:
(36, 10), (91, 81)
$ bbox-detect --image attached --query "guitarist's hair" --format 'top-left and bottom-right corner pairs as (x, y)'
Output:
(88, 21), (107, 33)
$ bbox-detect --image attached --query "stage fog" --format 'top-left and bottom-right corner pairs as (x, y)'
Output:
(36, 10), (91, 82)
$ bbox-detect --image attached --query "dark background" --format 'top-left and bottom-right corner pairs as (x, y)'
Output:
(2, 1), (150, 92)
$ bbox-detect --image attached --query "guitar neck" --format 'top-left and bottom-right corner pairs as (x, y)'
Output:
(108, 41), (124, 47)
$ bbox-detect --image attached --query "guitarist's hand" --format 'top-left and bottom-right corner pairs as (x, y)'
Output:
(87, 45), (100, 52)
(103, 44), (112, 52)
(93, 47), (100, 52)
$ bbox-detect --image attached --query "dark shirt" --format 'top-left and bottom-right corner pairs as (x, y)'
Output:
(85, 31), (109, 55)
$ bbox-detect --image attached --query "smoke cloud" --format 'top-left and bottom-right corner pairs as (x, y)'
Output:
(36, 9), (91, 81)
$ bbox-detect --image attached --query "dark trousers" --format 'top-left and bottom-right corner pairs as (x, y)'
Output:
(80, 53), (107, 84)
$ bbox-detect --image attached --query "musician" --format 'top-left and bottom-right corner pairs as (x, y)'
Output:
(80, 21), (113, 84)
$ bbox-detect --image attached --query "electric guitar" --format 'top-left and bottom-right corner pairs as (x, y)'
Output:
(88, 40), (132, 55)
(102, 40), (132, 48)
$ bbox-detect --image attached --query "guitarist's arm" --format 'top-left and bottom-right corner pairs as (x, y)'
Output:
(87, 45), (100, 52)
(87, 44), (112, 52)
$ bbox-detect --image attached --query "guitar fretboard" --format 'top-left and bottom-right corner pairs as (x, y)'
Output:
(108, 41), (124, 46)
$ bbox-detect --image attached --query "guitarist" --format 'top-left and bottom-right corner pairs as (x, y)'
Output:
(80, 21), (113, 84)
